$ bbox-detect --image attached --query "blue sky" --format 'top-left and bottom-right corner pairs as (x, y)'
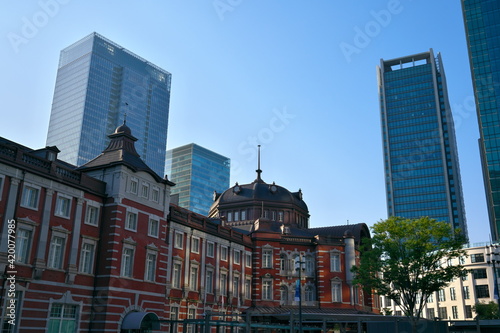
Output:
(0, 1), (488, 243)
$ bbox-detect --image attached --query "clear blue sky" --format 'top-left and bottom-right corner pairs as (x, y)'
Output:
(0, 1), (488, 243)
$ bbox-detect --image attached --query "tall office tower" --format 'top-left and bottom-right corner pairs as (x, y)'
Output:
(462, 1), (500, 241)
(46, 32), (171, 176)
(378, 49), (468, 238)
(165, 143), (230, 215)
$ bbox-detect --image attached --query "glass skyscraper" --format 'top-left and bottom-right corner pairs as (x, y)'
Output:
(461, 0), (500, 241)
(378, 49), (468, 238)
(165, 143), (230, 215)
(46, 32), (171, 176)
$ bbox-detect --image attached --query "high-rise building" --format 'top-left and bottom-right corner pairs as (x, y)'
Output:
(165, 143), (230, 215)
(46, 32), (171, 176)
(461, 0), (500, 241)
(377, 49), (468, 238)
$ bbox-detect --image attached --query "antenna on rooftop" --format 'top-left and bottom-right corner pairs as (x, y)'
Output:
(256, 145), (262, 181)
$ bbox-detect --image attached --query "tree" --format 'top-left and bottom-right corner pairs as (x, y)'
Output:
(352, 216), (467, 333)
(473, 301), (500, 319)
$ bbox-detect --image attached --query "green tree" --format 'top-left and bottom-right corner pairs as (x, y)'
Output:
(473, 301), (500, 319)
(352, 216), (467, 333)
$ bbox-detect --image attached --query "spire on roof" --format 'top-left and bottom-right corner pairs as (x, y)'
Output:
(255, 145), (263, 182)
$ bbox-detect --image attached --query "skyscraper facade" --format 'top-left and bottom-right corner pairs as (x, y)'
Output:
(378, 50), (468, 238)
(461, 0), (500, 241)
(46, 32), (171, 176)
(165, 143), (230, 215)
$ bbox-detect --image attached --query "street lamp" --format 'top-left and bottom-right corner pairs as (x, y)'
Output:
(486, 244), (500, 314)
(294, 255), (305, 333)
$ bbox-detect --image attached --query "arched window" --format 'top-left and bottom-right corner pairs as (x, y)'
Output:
(305, 255), (314, 274)
(280, 285), (288, 304)
(305, 285), (314, 302)
(280, 253), (288, 271)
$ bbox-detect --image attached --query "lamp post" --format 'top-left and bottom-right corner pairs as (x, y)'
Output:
(486, 244), (500, 315)
(294, 255), (305, 333)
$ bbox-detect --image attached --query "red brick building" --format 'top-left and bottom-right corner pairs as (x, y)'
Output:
(0, 125), (378, 333)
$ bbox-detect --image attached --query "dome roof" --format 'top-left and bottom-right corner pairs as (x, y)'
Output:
(114, 122), (132, 135)
(210, 178), (308, 212)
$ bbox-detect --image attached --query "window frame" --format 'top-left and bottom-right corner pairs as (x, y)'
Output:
(172, 261), (182, 289)
(129, 177), (138, 194)
(84, 203), (100, 226)
(21, 183), (41, 210)
(54, 194), (72, 219)
(144, 251), (157, 282)
(262, 249), (273, 268)
(121, 245), (135, 278)
(47, 232), (67, 270)
(262, 279), (272, 300)
(148, 218), (159, 238)
(331, 281), (342, 302)
(79, 239), (96, 274)
(191, 237), (200, 254)
(330, 251), (341, 272)
(125, 210), (138, 231)
(174, 231), (184, 249)
(16, 225), (33, 264)
(221, 246), (228, 261)
(207, 241), (215, 258)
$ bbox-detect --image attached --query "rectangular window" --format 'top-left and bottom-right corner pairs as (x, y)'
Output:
(471, 253), (484, 263)
(48, 303), (78, 333)
(121, 247), (134, 277)
(459, 256), (466, 265)
(233, 275), (240, 299)
(192, 237), (200, 253)
(241, 210), (246, 220)
(207, 242), (215, 257)
(55, 195), (71, 218)
(174, 232), (183, 249)
(48, 236), (65, 269)
(245, 253), (252, 267)
(220, 272), (227, 296)
(190, 266), (198, 290)
(130, 178), (138, 194)
(152, 187), (160, 202)
(476, 285), (490, 298)
(452, 306), (458, 319)
(438, 307), (447, 319)
(262, 280), (272, 300)
(331, 253), (340, 272)
(79, 242), (95, 274)
(262, 249), (272, 268)
(227, 211), (233, 222)
(450, 287), (456, 301)
(16, 228), (32, 264)
(187, 308), (196, 333)
(245, 278), (251, 299)
(125, 212), (137, 231)
(463, 286), (470, 299)
(206, 270), (214, 294)
(234, 250), (241, 265)
(278, 211), (283, 222)
(141, 183), (149, 198)
(148, 218), (159, 238)
(145, 253), (157, 281)
(221, 246), (228, 261)
(21, 185), (40, 209)
(426, 308), (435, 319)
(427, 293), (434, 303)
(234, 211), (239, 222)
(465, 305), (473, 319)
(172, 263), (182, 288)
(473, 268), (487, 279)
(85, 205), (99, 226)
(438, 289), (445, 302)
(332, 283), (341, 302)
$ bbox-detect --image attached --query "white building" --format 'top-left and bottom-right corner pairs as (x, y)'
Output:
(382, 243), (500, 320)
